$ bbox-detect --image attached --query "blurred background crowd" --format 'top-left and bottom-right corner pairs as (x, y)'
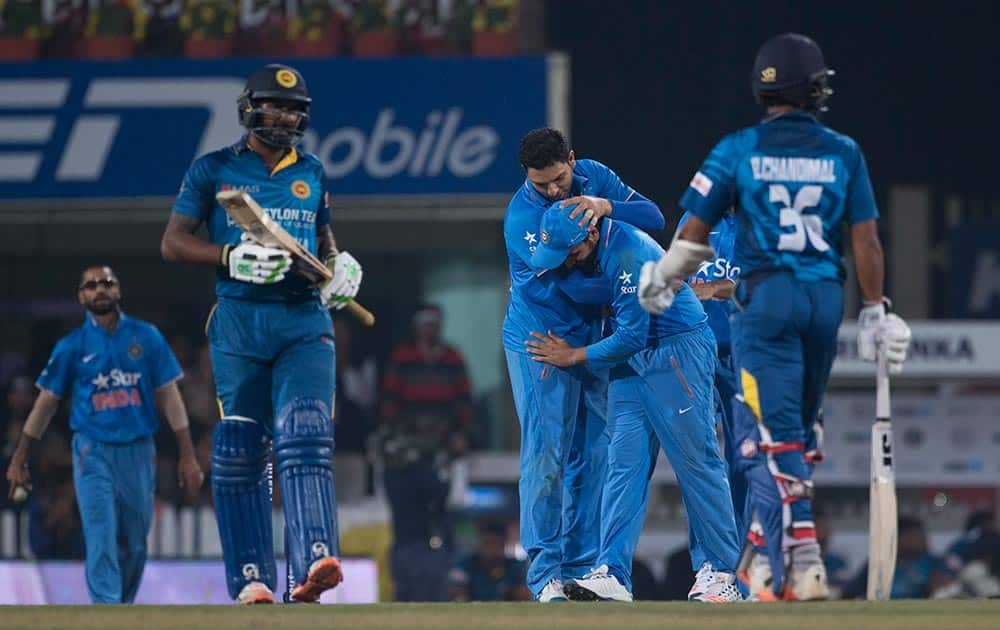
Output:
(0, 0), (519, 60)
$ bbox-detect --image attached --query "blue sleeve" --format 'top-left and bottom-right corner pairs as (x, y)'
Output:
(317, 174), (330, 226)
(677, 135), (740, 227)
(555, 272), (612, 305)
(846, 148), (879, 224)
(504, 201), (538, 266)
(36, 337), (75, 397)
(586, 160), (665, 232)
(585, 257), (648, 370)
(149, 327), (183, 388)
(172, 156), (215, 221)
(673, 211), (691, 239)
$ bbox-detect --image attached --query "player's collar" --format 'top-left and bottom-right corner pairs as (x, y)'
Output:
(760, 110), (818, 124)
(520, 168), (591, 207)
(87, 310), (128, 335)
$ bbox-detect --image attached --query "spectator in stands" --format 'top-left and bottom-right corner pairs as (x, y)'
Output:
(40, 0), (87, 58)
(395, 0), (445, 55)
(843, 515), (954, 599)
(815, 505), (850, 598)
(179, 0), (236, 43)
(379, 304), (473, 601)
(450, 520), (530, 601)
(136, 0), (183, 56)
(333, 315), (377, 455)
(0, 0), (44, 38)
(235, 0), (287, 54)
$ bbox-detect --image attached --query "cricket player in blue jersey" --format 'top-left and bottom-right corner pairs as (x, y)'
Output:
(525, 205), (742, 603)
(676, 210), (751, 540)
(504, 128), (665, 601)
(639, 34), (912, 601)
(5, 265), (203, 604)
(161, 64), (363, 604)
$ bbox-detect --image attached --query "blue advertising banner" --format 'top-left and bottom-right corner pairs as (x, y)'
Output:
(948, 226), (1000, 318)
(0, 57), (549, 199)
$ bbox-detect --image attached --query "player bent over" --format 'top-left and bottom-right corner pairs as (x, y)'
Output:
(161, 64), (362, 604)
(526, 205), (742, 603)
(638, 34), (911, 601)
(5, 266), (203, 603)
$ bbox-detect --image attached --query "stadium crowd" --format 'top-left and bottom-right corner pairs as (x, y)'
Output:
(0, 0), (518, 60)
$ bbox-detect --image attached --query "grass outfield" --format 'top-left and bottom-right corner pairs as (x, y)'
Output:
(0, 601), (998, 630)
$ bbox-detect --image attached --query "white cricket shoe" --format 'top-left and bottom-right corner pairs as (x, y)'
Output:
(238, 581), (275, 605)
(688, 562), (743, 603)
(537, 578), (568, 602)
(564, 565), (633, 602)
(785, 544), (829, 601)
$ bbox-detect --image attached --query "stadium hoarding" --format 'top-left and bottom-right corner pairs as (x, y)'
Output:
(0, 559), (377, 604)
(0, 56), (564, 202)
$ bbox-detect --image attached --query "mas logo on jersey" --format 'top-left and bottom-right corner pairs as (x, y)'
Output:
(291, 180), (311, 199)
(275, 69), (298, 88)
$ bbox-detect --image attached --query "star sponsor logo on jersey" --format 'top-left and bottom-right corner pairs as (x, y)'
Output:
(90, 369), (143, 411)
(291, 180), (311, 199)
(620, 269), (637, 294)
(693, 258), (740, 282)
(92, 369), (142, 389)
(689, 171), (713, 197)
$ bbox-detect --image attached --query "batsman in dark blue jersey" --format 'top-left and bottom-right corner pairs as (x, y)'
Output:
(161, 64), (363, 605)
(639, 34), (911, 601)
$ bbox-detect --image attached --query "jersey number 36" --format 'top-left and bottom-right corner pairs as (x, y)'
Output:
(771, 184), (830, 253)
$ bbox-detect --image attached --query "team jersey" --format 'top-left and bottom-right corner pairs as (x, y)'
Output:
(679, 111), (878, 282)
(172, 138), (330, 303)
(678, 211), (739, 350)
(503, 159), (662, 352)
(584, 220), (707, 370)
(36, 313), (182, 444)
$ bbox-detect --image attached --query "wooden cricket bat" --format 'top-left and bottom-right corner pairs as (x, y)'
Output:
(867, 347), (897, 600)
(216, 189), (375, 327)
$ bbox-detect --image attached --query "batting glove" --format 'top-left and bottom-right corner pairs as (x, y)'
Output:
(638, 261), (677, 315)
(224, 233), (291, 285)
(857, 298), (888, 362)
(879, 313), (912, 375)
(320, 251), (363, 309)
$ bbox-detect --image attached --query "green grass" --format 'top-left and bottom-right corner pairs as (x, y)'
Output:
(1, 600), (998, 630)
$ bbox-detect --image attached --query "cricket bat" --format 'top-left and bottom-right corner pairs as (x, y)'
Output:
(866, 347), (897, 600)
(216, 189), (375, 327)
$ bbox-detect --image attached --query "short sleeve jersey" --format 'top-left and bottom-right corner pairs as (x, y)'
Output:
(36, 313), (182, 443)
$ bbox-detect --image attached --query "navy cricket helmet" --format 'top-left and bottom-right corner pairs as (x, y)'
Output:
(238, 64), (312, 148)
(751, 33), (834, 112)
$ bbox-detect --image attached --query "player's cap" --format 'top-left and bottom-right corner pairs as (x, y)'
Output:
(244, 64), (311, 105)
(531, 202), (589, 270)
(751, 33), (833, 110)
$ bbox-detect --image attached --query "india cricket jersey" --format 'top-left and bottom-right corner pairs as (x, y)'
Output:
(678, 211), (739, 351)
(36, 313), (182, 443)
(503, 159), (659, 351)
(586, 220), (707, 370)
(679, 111), (878, 282)
(172, 138), (329, 302)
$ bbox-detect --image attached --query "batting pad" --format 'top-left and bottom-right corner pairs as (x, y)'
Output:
(274, 398), (339, 587)
(211, 417), (277, 599)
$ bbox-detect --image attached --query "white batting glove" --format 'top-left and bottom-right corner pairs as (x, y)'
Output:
(879, 313), (912, 375)
(225, 233), (291, 285)
(320, 251), (363, 309)
(639, 261), (677, 314)
(857, 299), (888, 362)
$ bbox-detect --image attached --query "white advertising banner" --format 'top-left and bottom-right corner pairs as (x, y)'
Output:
(833, 321), (1000, 377)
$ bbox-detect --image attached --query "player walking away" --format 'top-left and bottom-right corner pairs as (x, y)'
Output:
(4, 265), (203, 604)
(504, 128), (665, 601)
(160, 63), (363, 604)
(526, 205), (743, 603)
(638, 33), (912, 601)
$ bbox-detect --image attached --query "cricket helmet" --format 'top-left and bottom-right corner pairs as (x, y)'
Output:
(238, 64), (312, 148)
(751, 33), (834, 112)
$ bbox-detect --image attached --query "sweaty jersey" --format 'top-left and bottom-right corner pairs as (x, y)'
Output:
(678, 211), (739, 351)
(503, 159), (661, 352)
(172, 138), (330, 303)
(36, 313), (182, 443)
(679, 111), (878, 282)
(584, 220), (707, 371)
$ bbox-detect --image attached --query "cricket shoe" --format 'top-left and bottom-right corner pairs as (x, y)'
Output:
(564, 565), (633, 602)
(238, 581), (275, 605)
(536, 578), (568, 602)
(783, 543), (829, 601)
(688, 562), (743, 603)
(291, 556), (344, 603)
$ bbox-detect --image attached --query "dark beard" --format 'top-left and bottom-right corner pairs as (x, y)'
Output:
(86, 298), (118, 315)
